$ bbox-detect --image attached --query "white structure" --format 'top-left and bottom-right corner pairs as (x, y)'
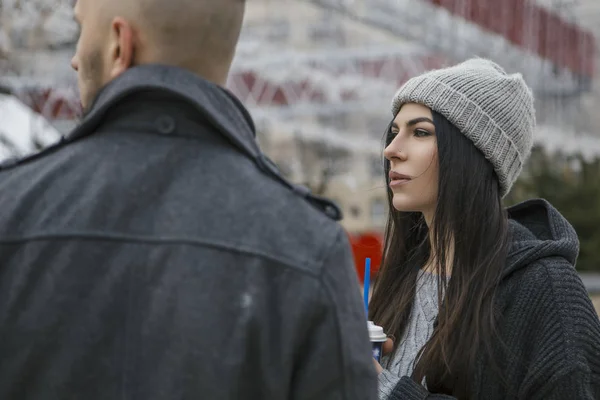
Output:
(0, 93), (61, 160)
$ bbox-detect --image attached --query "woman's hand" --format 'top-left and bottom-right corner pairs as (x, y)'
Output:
(373, 337), (394, 374)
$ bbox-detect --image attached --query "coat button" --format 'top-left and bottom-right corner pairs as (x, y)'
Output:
(324, 205), (341, 220)
(155, 115), (176, 134)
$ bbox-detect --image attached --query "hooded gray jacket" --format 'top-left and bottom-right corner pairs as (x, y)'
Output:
(0, 65), (377, 399)
(389, 199), (600, 399)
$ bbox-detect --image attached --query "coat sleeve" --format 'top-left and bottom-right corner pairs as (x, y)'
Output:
(387, 377), (457, 400)
(290, 228), (378, 400)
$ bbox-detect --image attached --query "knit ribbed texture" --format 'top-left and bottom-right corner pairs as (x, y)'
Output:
(385, 199), (600, 399)
(391, 58), (536, 197)
(378, 271), (438, 400)
(388, 377), (455, 400)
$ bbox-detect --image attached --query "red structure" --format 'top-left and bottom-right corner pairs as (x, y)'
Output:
(349, 232), (384, 283)
(12, 86), (81, 120)
(426, 0), (595, 77)
(228, 54), (449, 107)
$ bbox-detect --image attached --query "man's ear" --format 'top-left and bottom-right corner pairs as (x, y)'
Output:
(108, 17), (134, 78)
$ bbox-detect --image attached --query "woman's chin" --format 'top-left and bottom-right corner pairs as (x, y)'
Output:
(391, 194), (424, 213)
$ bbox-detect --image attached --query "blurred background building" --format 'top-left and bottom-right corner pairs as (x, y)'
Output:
(1, 0), (600, 302)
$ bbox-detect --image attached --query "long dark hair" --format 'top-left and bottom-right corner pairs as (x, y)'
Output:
(368, 110), (510, 398)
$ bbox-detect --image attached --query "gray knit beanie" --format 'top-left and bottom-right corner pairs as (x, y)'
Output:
(391, 58), (536, 197)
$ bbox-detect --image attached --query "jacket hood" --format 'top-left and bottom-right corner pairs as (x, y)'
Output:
(505, 199), (580, 277)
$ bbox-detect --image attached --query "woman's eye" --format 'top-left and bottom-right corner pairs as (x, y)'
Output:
(414, 129), (430, 138)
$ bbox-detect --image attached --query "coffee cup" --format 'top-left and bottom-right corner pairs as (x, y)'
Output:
(367, 321), (387, 362)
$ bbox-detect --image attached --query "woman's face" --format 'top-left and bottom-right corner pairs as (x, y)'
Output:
(384, 103), (439, 220)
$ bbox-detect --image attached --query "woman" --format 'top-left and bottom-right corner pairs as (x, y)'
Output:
(369, 58), (600, 400)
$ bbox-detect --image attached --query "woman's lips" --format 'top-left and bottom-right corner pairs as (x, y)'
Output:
(389, 171), (412, 187)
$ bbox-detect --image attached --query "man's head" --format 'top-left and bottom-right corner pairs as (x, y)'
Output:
(71, 0), (246, 110)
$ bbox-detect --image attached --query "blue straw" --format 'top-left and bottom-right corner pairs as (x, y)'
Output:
(363, 258), (371, 318)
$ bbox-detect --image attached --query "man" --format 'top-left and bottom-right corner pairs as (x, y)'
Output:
(0, 0), (377, 399)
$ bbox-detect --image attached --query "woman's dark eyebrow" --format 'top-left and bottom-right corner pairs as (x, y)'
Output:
(407, 117), (434, 126)
(391, 117), (434, 130)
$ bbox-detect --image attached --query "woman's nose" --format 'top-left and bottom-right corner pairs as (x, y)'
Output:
(384, 136), (406, 161)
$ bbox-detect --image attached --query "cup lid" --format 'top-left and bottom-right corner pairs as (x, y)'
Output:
(367, 321), (387, 342)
